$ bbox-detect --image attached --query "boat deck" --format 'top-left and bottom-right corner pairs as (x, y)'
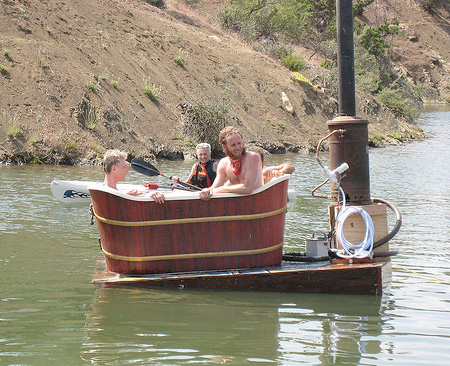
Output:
(92, 257), (391, 295)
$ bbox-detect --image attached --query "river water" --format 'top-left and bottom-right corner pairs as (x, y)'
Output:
(1, 108), (449, 365)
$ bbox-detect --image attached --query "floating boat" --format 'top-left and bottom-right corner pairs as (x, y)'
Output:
(50, 179), (171, 203)
(51, 179), (93, 203)
(89, 174), (391, 295)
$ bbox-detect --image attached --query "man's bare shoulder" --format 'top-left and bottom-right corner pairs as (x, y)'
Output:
(217, 157), (230, 166)
(245, 151), (261, 164)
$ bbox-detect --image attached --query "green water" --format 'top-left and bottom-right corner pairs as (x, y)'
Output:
(1, 109), (449, 365)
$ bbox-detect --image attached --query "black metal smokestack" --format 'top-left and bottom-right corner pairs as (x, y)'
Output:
(326, 0), (372, 205)
(336, 0), (356, 116)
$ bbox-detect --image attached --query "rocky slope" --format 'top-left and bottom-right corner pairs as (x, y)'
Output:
(0, 0), (448, 164)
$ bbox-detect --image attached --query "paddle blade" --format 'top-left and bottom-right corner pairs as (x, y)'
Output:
(131, 158), (160, 177)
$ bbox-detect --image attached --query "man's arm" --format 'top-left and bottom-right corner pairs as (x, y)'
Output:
(172, 163), (197, 185)
(125, 189), (165, 204)
(209, 159), (227, 189)
(199, 159), (227, 200)
(185, 163), (197, 184)
(265, 163), (295, 175)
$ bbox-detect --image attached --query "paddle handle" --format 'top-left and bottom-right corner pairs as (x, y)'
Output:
(159, 172), (173, 180)
(166, 174), (202, 191)
(175, 178), (202, 191)
(143, 183), (174, 190)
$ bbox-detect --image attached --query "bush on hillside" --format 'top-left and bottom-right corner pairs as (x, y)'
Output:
(353, 0), (375, 16)
(281, 54), (305, 71)
(255, 40), (293, 59)
(417, 0), (450, 11)
(219, 0), (315, 43)
(143, 0), (166, 9)
(377, 87), (414, 120)
(179, 93), (232, 156)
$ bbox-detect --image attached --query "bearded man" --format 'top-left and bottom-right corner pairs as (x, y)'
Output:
(199, 126), (263, 200)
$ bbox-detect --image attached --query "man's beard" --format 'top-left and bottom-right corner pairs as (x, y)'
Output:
(223, 145), (246, 159)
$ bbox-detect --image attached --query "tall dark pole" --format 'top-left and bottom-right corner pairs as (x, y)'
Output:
(326, 0), (372, 205)
(337, 0), (356, 116)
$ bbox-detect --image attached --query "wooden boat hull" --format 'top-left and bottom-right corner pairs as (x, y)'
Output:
(92, 258), (391, 295)
(89, 176), (289, 275)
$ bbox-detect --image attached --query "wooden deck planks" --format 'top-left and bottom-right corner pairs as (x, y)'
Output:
(92, 257), (389, 295)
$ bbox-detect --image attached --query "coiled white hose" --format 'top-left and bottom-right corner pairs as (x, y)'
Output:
(335, 188), (374, 259)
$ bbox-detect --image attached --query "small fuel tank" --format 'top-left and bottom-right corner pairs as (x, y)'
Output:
(306, 231), (329, 257)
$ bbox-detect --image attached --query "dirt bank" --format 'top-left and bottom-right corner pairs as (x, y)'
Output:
(1, 0), (447, 164)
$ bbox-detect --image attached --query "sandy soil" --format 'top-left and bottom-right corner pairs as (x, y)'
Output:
(0, 0), (448, 164)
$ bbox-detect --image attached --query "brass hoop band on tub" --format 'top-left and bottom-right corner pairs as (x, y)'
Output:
(102, 242), (283, 262)
(92, 205), (286, 227)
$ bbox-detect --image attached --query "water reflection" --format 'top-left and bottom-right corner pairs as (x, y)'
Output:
(83, 288), (386, 365)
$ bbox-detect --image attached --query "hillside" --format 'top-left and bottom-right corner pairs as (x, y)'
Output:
(0, 0), (448, 164)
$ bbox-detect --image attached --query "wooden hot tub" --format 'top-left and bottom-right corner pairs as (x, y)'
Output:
(89, 175), (289, 275)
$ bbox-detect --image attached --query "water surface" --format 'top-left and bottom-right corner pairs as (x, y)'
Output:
(1, 109), (449, 365)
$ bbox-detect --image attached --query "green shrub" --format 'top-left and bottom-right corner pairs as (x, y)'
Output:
(219, 0), (335, 44)
(97, 29), (107, 49)
(2, 109), (23, 138)
(20, 9), (29, 20)
(261, 41), (293, 59)
(320, 59), (334, 69)
(29, 134), (40, 145)
(408, 127), (424, 139)
(174, 48), (185, 67)
(0, 64), (9, 75)
(143, 77), (162, 102)
(111, 78), (120, 88)
(377, 87), (412, 119)
(41, 21), (53, 35)
(86, 81), (97, 92)
(90, 142), (105, 155)
(184, 138), (193, 147)
(219, 7), (255, 41)
(353, 0), (374, 16)
(389, 132), (407, 141)
(180, 91), (231, 155)
(353, 44), (382, 92)
(77, 99), (100, 129)
(357, 71), (380, 93)
(368, 134), (384, 147)
(282, 54), (305, 71)
(411, 81), (438, 101)
(360, 21), (401, 60)
(86, 76), (99, 93)
(27, 154), (43, 164)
